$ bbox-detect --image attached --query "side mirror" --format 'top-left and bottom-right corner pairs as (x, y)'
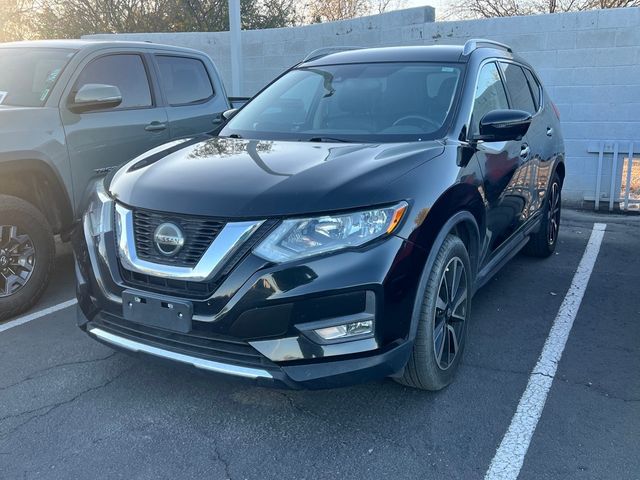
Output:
(222, 108), (239, 121)
(69, 84), (122, 113)
(476, 109), (532, 142)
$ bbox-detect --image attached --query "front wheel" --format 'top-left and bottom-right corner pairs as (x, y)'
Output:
(0, 195), (55, 321)
(396, 234), (472, 391)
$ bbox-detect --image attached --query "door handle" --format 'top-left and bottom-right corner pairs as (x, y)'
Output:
(145, 122), (167, 132)
(520, 144), (530, 159)
(546, 127), (554, 137)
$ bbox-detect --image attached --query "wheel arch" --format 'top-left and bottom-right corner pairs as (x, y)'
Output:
(406, 185), (485, 342)
(410, 183), (485, 277)
(554, 159), (565, 187)
(0, 159), (73, 236)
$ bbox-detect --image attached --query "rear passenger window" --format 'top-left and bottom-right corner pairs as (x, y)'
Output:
(470, 62), (509, 136)
(523, 68), (541, 111)
(156, 56), (214, 106)
(500, 63), (536, 114)
(74, 54), (152, 110)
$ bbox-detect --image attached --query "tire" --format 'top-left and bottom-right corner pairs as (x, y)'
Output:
(0, 195), (55, 321)
(523, 172), (562, 258)
(396, 234), (472, 391)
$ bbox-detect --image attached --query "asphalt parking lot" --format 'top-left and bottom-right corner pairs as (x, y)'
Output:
(1, 209), (638, 480)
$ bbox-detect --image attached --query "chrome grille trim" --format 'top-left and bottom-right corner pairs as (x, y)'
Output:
(115, 203), (264, 282)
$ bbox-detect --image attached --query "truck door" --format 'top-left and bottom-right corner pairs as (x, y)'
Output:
(60, 51), (170, 212)
(151, 53), (230, 138)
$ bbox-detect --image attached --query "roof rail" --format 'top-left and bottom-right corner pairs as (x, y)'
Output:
(462, 39), (512, 56)
(302, 46), (363, 63)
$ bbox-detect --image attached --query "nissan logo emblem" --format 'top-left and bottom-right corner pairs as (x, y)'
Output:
(154, 223), (185, 256)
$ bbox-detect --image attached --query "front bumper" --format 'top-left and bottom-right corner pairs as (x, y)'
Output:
(73, 213), (427, 389)
(81, 309), (413, 389)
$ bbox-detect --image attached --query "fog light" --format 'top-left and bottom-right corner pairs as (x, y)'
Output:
(314, 320), (373, 340)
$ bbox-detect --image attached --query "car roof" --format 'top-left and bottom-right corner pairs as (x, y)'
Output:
(301, 45), (467, 66)
(300, 44), (518, 67)
(0, 39), (205, 56)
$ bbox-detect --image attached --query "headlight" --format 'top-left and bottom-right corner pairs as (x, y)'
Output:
(84, 179), (113, 238)
(254, 202), (408, 263)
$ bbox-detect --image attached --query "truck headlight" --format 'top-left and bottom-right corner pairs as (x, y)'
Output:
(84, 179), (113, 238)
(254, 202), (408, 263)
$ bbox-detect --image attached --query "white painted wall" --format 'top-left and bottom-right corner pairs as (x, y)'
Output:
(86, 6), (640, 205)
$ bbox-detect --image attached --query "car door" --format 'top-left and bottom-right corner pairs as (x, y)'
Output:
(499, 61), (541, 218)
(470, 61), (530, 254)
(522, 66), (558, 214)
(152, 54), (229, 139)
(60, 51), (170, 212)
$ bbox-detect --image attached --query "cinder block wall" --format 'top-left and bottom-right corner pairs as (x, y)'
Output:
(86, 6), (640, 205)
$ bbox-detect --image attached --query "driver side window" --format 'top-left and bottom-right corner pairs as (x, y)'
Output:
(470, 62), (509, 137)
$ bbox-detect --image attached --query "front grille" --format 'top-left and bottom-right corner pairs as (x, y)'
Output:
(120, 268), (219, 299)
(118, 218), (277, 299)
(92, 313), (276, 370)
(133, 209), (225, 267)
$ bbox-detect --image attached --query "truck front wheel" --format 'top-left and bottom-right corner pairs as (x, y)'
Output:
(0, 195), (55, 321)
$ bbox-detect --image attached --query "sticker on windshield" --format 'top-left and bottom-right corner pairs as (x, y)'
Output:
(0, 91), (7, 104)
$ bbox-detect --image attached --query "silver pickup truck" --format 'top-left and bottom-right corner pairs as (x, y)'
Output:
(0, 39), (242, 320)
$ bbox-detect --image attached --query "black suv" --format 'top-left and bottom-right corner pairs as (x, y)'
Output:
(74, 40), (564, 390)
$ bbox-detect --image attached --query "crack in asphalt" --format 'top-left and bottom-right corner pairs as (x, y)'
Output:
(0, 352), (119, 392)
(213, 444), (232, 480)
(557, 377), (640, 404)
(272, 390), (324, 421)
(0, 365), (134, 439)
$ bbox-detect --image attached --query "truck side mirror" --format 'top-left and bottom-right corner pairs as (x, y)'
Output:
(222, 108), (239, 121)
(69, 84), (123, 113)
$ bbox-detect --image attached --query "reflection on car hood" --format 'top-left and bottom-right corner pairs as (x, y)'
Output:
(109, 137), (445, 218)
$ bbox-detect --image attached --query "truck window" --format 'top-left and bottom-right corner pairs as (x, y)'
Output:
(73, 54), (152, 110)
(156, 56), (214, 106)
(0, 48), (75, 107)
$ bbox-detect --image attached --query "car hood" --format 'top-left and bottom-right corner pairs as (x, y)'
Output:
(108, 137), (444, 218)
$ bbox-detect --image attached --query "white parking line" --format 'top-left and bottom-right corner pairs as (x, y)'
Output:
(485, 223), (607, 480)
(0, 299), (78, 334)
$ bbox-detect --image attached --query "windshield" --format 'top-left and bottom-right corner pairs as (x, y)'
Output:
(221, 62), (463, 143)
(0, 48), (76, 107)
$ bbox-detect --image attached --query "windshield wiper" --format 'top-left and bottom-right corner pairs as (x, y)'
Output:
(307, 136), (353, 143)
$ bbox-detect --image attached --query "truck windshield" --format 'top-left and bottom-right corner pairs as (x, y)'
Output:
(221, 62), (463, 143)
(0, 48), (76, 107)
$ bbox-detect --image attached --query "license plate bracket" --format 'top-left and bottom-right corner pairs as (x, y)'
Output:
(122, 290), (193, 333)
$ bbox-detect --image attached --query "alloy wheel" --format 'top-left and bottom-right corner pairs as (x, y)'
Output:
(433, 257), (467, 370)
(0, 225), (36, 298)
(547, 182), (561, 246)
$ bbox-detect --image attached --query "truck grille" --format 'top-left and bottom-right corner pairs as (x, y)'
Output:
(133, 208), (225, 267)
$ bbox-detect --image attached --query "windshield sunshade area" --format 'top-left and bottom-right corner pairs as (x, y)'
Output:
(0, 48), (76, 107)
(222, 62), (463, 143)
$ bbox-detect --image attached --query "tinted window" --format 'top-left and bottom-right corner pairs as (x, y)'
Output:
(221, 63), (463, 143)
(0, 48), (75, 107)
(74, 54), (152, 110)
(500, 63), (536, 114)
(156, 56), (214, 106)
(470, 62), (509, 136)
(523, 68), (541, 111)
